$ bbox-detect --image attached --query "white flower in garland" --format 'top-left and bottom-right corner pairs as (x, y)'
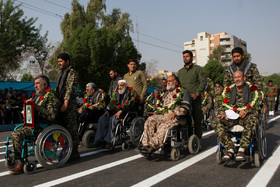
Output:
(219, 81), (259, 112)
(145, 93), (156, 111)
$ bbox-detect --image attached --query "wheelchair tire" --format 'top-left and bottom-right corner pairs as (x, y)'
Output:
(23, 161), (37, 174)
(82, 130), (96, 148)
(257, 122), (267, 160)
(129, 117), (145, 146)
(188, 135), (200, 154)
(5, 157), (16, 170)
(121, 142), (129, 151)
(216, 150), (223, 164)
(254, 152), (260, 168)
(171, 148), (180, 161)
(35, 125), (72, 169)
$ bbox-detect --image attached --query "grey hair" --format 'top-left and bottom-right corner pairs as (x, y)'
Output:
(34, 75), (50, 87)
(86, 82), (97, 90)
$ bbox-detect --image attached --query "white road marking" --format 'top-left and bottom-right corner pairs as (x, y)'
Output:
(0, 145), (12, 149)
(33, 154), (143, 187)
(131, 146), (217, 187)
(0, 140), (11, 144)
(246, 145), (280, 187)
(202, 130), (214, 137)
(267, 115), (280, 123)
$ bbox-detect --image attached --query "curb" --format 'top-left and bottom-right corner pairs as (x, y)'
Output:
(0, 124), (17, 132)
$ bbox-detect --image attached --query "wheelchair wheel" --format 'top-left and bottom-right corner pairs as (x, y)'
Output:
(121, 142), (129, 151)
(5, 157), (16, 169)
(188, 135), (200, 154)
(171, 148), (180, 161)
(216, 150), (223, 164)
(129, 117), (145, 146)
(257, 122), (267, 159)
(254, 152), (260, 168)
(23, 161), (37, 174)
(82, 130), (96, 148)
(35, 125), (72, 169)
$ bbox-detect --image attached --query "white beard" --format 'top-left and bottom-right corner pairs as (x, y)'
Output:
(118, 88), (125, 95)
(167, 84), (175, 91)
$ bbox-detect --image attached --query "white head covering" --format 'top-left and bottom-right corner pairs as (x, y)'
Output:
(118, 80), (127, 84)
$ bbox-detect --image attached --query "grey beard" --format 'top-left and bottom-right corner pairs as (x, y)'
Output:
(167, 84), (175, 91)
(118, 88), (125, 95)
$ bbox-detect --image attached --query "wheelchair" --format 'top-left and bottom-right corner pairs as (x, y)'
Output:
(138, 101), (201, 161)
(202, 107), (215, 130)
(216, 111), (267, 167)
(5, 101), (72, 174)
(112, 111), (145, 151)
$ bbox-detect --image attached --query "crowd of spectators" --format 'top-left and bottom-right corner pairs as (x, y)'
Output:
(0, 87), (30, 125)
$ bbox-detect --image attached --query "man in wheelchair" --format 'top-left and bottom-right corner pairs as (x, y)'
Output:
(141, 75), (187, 152)
(94, 80), (136, 149)
(9, 75), (59, 174)
(214, 71), (259, 161)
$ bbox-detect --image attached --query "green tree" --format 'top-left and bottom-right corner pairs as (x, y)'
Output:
(208, 45), (229, 64)
(0, 0), (42, 80)
(203, 60), (225, 84)
(265, 73), (280, 86)
(51, 0), (141, 90)
(21, 73), (33, 81)
(147, 78), (159, 87)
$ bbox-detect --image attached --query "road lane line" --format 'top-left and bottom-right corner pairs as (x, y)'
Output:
(267, 115), (280, 123)
(34, 154), (143, 187)
(202, 130), (214, 137)
(246, 145), (280, 187)
(0, 145), (12, 149)
(132, 146), (217, 187)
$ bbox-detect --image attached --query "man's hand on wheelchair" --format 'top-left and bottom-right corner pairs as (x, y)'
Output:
(217, 113), (228, 120)
(114, 110), (122, 119)
(239, 109), (249, 118)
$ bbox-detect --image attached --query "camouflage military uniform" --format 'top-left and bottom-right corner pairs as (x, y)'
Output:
(11, 89), (60, 159)
(223, 61), (262, 89)
(214, 87), (258, 149)
(265, 84), (278, 111)
(202, 92), (213, 115)
(142, 88), (187, 149)
(213, 86), (223, 109)
(56, 67), (79, 151)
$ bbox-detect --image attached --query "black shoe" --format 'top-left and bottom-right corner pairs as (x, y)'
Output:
(105, 143), (113, 149)
(93, 141), (105, 149)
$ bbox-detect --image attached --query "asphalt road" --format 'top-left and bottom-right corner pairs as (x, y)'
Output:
(0, 113), (280, 187)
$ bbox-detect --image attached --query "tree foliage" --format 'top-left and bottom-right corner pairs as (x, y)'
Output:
(203, 60), (225, 84)
(208, 45), (229, 64)
(0, 0), (41, 80)
(264, 73), (280, 86)
(21, 73), (33, 81)
(51, 0), (141, 90)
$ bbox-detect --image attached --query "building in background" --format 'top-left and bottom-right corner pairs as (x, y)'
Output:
(148, 70), (177, 81)
(184, 32), (247, 66)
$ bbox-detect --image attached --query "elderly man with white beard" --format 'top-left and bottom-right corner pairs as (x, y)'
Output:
(94, 80), (137, 149)
(141, 75), (187, 152)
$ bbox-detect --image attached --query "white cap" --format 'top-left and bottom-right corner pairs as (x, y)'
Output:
(118, 80), (127, 84)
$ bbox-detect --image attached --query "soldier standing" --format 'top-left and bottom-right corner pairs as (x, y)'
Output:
(108, 69), (122, 98)
(178, 50), (206, 139)
(55, 53), (79, 162)
(265, 80), (278, 116)
(223, 47), (262, 89)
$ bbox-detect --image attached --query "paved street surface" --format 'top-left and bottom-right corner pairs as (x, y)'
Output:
(0, 113), (280, 187)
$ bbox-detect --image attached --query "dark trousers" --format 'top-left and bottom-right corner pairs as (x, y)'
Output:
(189, 96), (202, 139)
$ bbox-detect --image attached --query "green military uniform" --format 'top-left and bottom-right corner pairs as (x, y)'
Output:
(178, 64), (206, 138)
(11, 88), (60, 159)
(213, 85), (223, 109)
(124, 70), (147, 100)
(265, 84), (278, 112)
(56, 67), (79, 152)
(214, 84), (258, 150)
(223, 60), (262, 90)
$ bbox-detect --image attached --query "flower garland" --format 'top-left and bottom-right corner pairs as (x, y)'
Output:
(38, 87), (55, 107)
(110, 87), (137, 110)
(202, 92), (208, 106)
(145, 93), (156, 111)
(83, 89), (105, 108)
(219, 81), (259, 112)
(215, 86), (223, 96)
(155, 87), (184, 114)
